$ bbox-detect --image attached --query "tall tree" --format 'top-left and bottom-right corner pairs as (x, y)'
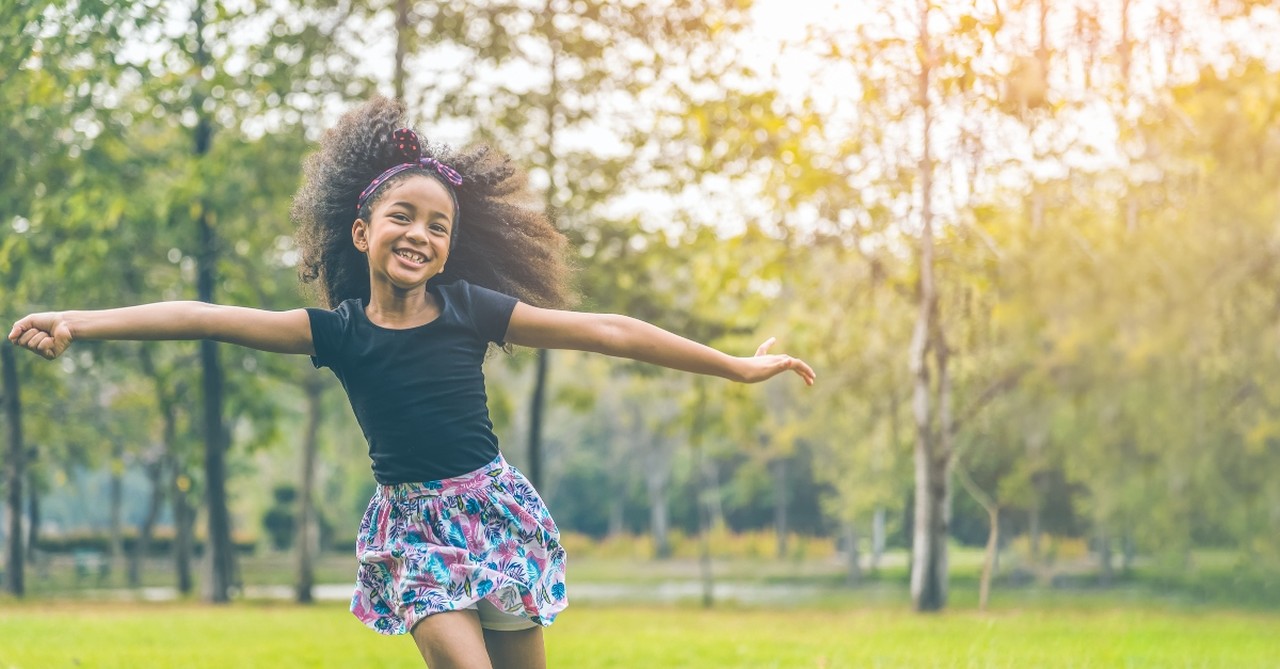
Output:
(127, 0), (369, 601)
(184, 0), (238, 602)
(0, 0), (143, 597)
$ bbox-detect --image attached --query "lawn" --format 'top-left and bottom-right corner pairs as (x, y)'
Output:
(1, 599), (1277, 668)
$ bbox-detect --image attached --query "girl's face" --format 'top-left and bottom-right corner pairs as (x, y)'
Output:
(352, 175), (456, 293)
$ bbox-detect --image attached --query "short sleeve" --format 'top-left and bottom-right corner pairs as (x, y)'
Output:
(449, 281), (519, 344)
(306, 300), (355, 369)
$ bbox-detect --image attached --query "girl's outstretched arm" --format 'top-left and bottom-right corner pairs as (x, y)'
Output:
(8, 302), (314, 360)
(504, 304), (815, 385)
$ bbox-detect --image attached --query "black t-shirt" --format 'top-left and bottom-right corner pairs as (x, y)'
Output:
(306, 280), (519, 484)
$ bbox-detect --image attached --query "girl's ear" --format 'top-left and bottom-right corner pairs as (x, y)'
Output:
(351, 218), (369, 253)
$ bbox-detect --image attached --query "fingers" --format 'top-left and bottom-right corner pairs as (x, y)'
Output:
(752, 337), (815, 385)
(776, 354), (815, 386)
(18, 330), (47, 357)
(17, 327), (41, 347)
(786, 356), (816, 386)
(8, 317), (31, 343)
(34, 335), (62, 360)
(8, 316), (62, 360)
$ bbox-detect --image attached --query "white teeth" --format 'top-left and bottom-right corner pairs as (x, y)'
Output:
(396, 250), (426, 263)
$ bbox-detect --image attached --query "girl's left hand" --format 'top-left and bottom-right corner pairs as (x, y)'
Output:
(738, 337), (815, 386)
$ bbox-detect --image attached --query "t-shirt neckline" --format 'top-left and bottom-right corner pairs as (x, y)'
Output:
(358, 284), (446, 332)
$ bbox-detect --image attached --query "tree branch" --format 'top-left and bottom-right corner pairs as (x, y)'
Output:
(951, 363), (1031, 435)
(954, 456), (997, 514)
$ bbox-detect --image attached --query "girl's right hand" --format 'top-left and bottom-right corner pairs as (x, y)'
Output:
(8, 313), (73, 360)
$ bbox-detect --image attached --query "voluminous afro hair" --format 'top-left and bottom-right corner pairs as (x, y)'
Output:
(292, 96), (575, 310)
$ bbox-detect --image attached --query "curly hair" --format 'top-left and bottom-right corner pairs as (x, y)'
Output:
(292, 96), (575, 310)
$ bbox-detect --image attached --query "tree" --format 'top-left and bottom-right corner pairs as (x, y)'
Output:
(125, 0), (368, 601)
(1, 345), (25, 596)
(0, 0), (147, 596)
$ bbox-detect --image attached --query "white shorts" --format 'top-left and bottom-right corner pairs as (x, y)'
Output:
(465, 598), (539, 632)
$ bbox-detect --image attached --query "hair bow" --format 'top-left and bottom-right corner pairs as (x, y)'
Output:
(356, 129), (464, 211)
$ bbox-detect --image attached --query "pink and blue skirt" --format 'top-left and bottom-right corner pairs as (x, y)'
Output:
(350, 454), (568, 635)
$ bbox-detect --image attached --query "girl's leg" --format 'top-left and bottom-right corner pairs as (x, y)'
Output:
(482, 627), (546, 669)
(410, 609), (493, 669)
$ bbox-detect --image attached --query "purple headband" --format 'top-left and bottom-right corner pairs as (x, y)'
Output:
(356, 128), (463, 212)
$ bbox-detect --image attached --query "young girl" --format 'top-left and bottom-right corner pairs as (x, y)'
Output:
(8, 96), (814, 669)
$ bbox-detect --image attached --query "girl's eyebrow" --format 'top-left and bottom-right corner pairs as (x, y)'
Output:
(387, 201), (452, 222)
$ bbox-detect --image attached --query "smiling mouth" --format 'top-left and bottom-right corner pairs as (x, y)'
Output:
(395, 249), (427, 264)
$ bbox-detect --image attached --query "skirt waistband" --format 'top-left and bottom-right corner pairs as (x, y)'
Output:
(377, 454), (509, 501)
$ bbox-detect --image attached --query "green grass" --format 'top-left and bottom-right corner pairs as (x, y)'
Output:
(1, 599), (1277, 668)
(10, 550), (1279, 667)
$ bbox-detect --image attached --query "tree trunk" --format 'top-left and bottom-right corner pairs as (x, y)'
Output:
(523, 3), (562, 493)
(1121, 528), (1136, 573)
(844, 520), (861, 585)
(646, 473), (669, 558)
(26, 471), (39, 563)
(1028, 499), (1042, 564)
(109, 440), (125, 581)
(173, 463), (195, 596)
(137, 347), (193, 594)
(909, 276), (953, 614)
(3, 344), (26, 597)
(979, 506), (999, 612)
(956, 461), (997, 612)
(696, 471), (715, 609)
(1097, 527), (1113, 586)
(192, 0), (235, 603)
(690, 381), (714, 608)
(606, 426), (626, 539)
(198, 232), (234, 602)
(908, 0), (952, 614)
(163, 397), (194, 594)
(645, 445), (670, 559)
(702, 457), (725, 532)
(873, 381), (897, 576)
(130, 454), (165, 588)
(295, 379), (323, 603)
(527, 350), (549, 490)
(871, 505), (886, 573)
(393, 0), (410, 102)
(772, 456), (789, 559)
(606, 496), (625, 540)
(1026, 431), (1045, 564)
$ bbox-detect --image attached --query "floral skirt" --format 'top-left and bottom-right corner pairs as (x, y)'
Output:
(350, 454), (568, 635)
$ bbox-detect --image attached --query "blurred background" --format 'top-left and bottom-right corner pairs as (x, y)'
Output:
(2, 0), (1279, 618)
